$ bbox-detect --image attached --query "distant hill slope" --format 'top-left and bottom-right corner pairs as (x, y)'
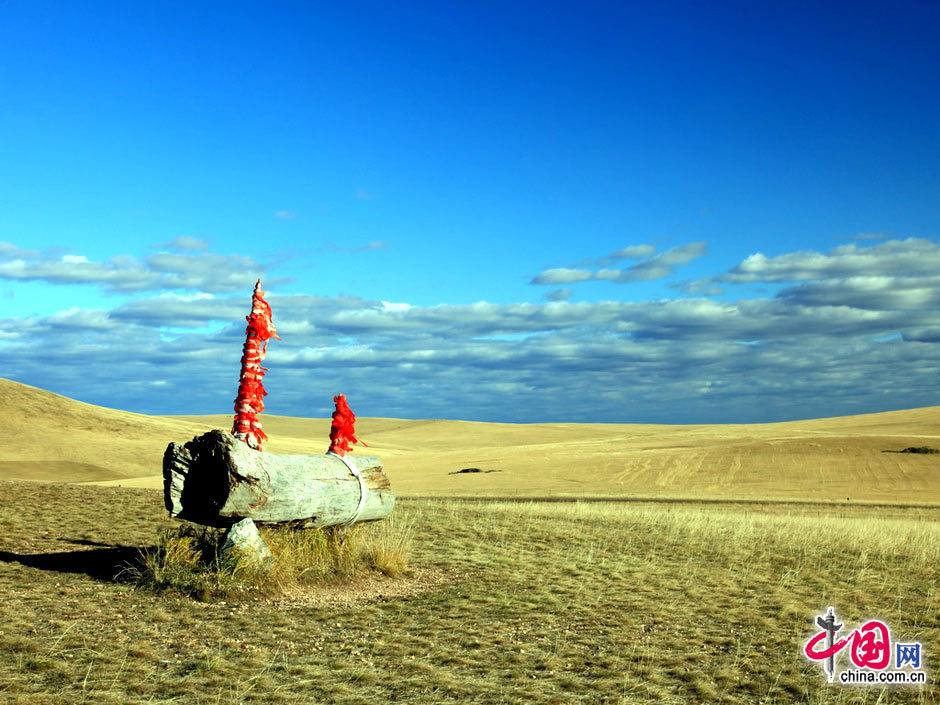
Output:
(2, 378), (938, 503)
(0, 378), (213, 482)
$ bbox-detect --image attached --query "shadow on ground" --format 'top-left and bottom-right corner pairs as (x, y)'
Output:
(0, 544), (147, 581)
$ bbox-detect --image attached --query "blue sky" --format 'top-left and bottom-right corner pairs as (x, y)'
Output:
(2, 1), (939, 422)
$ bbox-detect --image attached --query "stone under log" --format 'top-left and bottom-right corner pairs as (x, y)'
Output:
(163, 430), (394, 528)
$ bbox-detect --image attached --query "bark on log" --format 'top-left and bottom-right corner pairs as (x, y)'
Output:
(163, 430), (394, 527)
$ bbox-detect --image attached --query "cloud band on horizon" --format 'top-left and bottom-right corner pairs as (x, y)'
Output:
(2, 236), (938, 424)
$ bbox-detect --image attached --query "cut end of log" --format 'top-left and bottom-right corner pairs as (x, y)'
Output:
(163, 430), (234, 526)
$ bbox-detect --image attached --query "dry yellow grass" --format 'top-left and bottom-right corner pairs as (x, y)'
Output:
(0, 378), (210, 482)
(1, 378), (937, 703)
(0, 481), (936, 704)
(2, 377), (938, 503)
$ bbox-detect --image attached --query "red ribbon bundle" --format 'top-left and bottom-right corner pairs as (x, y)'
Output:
(232, 280), (280, 450)
(328, 394), (366, 456)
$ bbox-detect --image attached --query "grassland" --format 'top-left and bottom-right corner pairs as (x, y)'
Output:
(2, 378), (939, 503)
(0, 481), (936, 704)
(1, 378), (937, 702)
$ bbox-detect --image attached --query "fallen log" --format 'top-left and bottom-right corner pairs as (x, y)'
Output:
(163, 430), (395, 528)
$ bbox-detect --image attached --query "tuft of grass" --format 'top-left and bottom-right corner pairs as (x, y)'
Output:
(360, 514), (414, 577)
(126, 518), (413, 599)
(122, 524), (235, 600)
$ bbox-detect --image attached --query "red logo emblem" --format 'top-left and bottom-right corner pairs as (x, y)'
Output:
(804, 608), (892, 680)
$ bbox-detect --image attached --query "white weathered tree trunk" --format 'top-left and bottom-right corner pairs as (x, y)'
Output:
(163, 430), (395, 527)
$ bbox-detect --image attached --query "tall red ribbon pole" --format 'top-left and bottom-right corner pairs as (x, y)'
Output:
(233, 279), (280, 451)
(327, 394), (366, 456)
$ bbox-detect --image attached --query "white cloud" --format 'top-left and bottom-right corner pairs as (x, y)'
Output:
(531, 268), (594, 285)
(157, 236), (209, 251)
(0, 242), (38, 257)
(47, 308), (116, 331)
(606, 244), (656, 261)
(545, 288), (573, 302)
(111, 292), (243, 327)
(380, 301), (413, 313)
(723, 238), (940, 283)
(532, 242), (707, 285)
(5, 237), (940, 422)
(0, 242), (271, 293)
(673, 278), (724, 296)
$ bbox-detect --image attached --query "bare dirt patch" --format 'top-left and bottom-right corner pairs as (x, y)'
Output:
(263, 566), (459, 607)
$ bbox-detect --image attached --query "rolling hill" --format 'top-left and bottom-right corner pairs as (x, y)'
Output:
(2, 378), (938, 503)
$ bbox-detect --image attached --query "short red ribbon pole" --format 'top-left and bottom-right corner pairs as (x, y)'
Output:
(232, 279), (280, 451)
(327, 394), (366, 456)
